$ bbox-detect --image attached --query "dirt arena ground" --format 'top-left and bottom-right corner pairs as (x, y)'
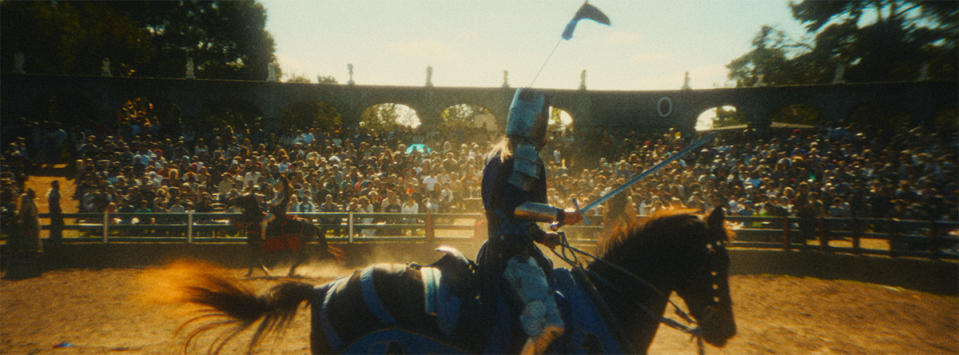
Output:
(1, 262), (956, 355)
(4, 174), (957, 354)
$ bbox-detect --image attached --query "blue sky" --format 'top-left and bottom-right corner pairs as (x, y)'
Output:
(259, 0), (808, 91)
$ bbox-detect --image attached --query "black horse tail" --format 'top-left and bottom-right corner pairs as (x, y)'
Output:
(142, 261), (314, 354)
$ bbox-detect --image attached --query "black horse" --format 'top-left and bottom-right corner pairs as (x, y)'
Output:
(168, 208), (735, 354)
(228, 194), (343, 277)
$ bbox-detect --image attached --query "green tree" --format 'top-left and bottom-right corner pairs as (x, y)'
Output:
(316, 75), (338, 84)
(790, 0), (957, 82)
(280, 101), (342, 131)
(2, 0), (277, 80)
(2, 1), (150, 76)
(360, 104), (402, 132)
(115, 0), (277, 80)
(285, 73), (312, 83)
(770, 104), (821, 126)
(727, 26), (808, 87)
(729, 0), (957, 86)
(710, 106), (747, 128)
(441, 103), (490, 130)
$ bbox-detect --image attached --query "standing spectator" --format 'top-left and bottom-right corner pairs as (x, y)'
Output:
(357, 196), (375, 236)
(168, 198), (186, 213)
(318, 194), (340, 238)
(299, 196), (315, 213)
(381, 191), (403, 235)
(217, 172), (234, 199)
(422, 169), (439, 198)
(828, 197), (851, 218)
(401, 193), (420, 236)
(794, 188), (821, 244)
(423, 196), (439, 214)
(18, 189), (41, 254)
(438, 184), (455, 212)
(47, 180), (63, 246)
(287, 194), (300, 213)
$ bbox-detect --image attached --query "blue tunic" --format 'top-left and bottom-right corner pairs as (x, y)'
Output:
(481, 151), (549, 263)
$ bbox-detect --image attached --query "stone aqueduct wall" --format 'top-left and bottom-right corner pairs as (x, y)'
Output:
(3, 74), (956, 134)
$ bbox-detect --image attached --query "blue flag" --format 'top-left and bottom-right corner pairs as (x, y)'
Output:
(561, 2), (611, 40)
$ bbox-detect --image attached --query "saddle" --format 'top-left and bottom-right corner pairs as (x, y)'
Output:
(317, 246), (625, 354)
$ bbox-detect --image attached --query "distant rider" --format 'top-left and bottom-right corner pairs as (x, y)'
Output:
(260, 175), (292, 241)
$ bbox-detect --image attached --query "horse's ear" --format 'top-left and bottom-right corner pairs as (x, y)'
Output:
(707, 207), (724, 233)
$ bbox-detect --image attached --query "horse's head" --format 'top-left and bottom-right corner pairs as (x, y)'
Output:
(595, 207), (736, 350)
(673, 207), (736, 346)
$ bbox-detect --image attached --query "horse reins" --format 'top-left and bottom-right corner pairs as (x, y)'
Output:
(549, 232), (720, 355)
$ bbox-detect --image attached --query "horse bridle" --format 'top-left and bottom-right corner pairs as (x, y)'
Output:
(550, 231), (728, 355)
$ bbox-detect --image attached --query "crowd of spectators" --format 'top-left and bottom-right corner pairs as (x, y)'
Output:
(2, 117), (956, 240)
(553, 124), (956, 227)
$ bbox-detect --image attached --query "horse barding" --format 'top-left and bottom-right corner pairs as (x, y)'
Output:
(228, 194), (343, 277)
(166, 207), (736, 354)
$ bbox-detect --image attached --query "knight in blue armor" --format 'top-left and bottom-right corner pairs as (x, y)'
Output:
(478, 88), (582, 354)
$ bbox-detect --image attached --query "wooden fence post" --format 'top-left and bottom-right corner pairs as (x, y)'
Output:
(187, 212), (194, 244)
(425, 213), (435, 242)
(103, 212), (110, 244)
(348, 213), (354, 244)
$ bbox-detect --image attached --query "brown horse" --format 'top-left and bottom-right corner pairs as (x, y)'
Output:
(164, 208), (735, 354)
(229, 194), (342, 277)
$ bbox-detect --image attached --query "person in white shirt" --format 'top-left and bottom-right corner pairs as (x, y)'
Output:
(422, 171), (438, 197)
(401, 194), (420, 236)
(243, 170), (261, 190)
(299, 196), (316, 213)
(287, 195), (300, 213)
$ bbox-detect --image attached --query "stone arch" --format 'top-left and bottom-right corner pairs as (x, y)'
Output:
(32, 91), (98, 132)
(114, 95), (182, 139)
(358, 102), (422, 131)
(768, 103), (824, 127)
(278, 100), (343, 133)
(548, 105), (575, 135)
(694, 104), (745, 131)
(197, 97), (265, 136)
(846, 100), (913, 131)
(438, 102), (498, 132)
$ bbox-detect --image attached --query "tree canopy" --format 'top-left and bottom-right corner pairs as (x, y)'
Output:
(2, 0), (277, 80)
(728, 0), (957, 87)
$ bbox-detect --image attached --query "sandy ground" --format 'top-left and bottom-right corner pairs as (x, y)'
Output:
(6, 175), (958, 354)
(1, 263), (956, 355)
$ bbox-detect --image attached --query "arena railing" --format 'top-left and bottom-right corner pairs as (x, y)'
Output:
(12, 212), (957, 260)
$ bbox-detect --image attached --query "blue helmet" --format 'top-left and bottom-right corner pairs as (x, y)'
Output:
(505, 88), (549, 147)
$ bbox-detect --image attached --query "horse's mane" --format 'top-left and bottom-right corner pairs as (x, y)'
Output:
(596, 208), (725, 257)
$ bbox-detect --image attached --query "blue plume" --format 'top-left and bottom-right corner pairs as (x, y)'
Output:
(562, 2), (611, 40)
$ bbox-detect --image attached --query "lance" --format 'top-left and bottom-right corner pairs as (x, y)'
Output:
(558, 132), (718, 228)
